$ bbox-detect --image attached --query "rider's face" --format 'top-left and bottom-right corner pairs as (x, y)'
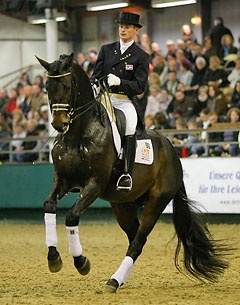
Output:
(119, 24), (139, 43)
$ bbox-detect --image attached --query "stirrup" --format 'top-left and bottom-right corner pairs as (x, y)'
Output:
(116, 173), (132, 191)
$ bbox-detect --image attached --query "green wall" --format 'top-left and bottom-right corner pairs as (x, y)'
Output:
(0, 164), (109, 209)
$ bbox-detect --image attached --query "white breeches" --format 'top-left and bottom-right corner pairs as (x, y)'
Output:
(110, 95), (137, 136)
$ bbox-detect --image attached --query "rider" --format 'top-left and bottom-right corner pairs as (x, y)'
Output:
(91, 12), (149, 191)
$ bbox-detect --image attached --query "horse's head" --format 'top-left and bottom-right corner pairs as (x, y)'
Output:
(36, 53), (78, 134)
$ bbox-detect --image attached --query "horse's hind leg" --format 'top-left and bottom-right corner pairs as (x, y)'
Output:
(106, 196), (170, 292)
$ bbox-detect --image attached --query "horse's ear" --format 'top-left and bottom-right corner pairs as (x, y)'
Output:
(35, 55), (50, 71)
(68, 53), (74, 67)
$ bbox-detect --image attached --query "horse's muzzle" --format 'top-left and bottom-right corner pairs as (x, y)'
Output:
(51, 112), (70, 134)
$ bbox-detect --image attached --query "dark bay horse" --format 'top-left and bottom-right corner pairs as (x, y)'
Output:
(37, 53), (229, 293)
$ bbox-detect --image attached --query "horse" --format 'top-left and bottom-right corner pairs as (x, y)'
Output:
(36, 53), (229, 293)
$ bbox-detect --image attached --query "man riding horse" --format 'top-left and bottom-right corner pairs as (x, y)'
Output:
(91, 12), (149, 191)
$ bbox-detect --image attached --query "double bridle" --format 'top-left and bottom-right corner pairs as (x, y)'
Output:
(46, 71), (100, 122)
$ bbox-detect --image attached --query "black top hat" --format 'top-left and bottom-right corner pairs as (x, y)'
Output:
(115, 12), (142, 28)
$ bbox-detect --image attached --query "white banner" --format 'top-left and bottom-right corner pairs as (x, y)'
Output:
(164, 158), (240, 214)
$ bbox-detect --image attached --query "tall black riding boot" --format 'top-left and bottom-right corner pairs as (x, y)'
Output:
(116, 135), (136, 192)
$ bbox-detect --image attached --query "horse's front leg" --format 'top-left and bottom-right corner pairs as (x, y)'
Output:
(65, 179), (100, 276)
(43, 180), (63, 273)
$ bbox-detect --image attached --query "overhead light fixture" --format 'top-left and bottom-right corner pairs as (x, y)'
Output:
(152, 0), (197, 8)
(87, 0), (128, 11)
(28, 11), (67, 24)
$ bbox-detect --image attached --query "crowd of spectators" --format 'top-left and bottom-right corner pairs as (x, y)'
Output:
(0, 16), (240, 163)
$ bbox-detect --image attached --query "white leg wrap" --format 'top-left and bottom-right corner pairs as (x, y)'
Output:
(44, 213), (58, 248)
(111, 256), (134, 286)
(66, 226), (82, 257)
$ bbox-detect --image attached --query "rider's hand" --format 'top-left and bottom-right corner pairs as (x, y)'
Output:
(107, 73), (121, 87)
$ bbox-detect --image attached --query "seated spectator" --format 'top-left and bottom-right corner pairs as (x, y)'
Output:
(177, 59), (194, 87)
(13, 118), (39, 163)
(148, 72), (161, 88)
(16, 83), (25, 106)
(176, 49), (192, 72)
(31, 83), (46, 112)
(187, 56), (208, 93)
(161, 70), (179, 97)
(227, 57), (240, 88)
(196, 85), (209, 113)
(18, 72), (31, 86)
(144, 114), (156, 130)
(0, 87), (9, 112)
(203, 55), (229, 88)
(214, 107), (240, 156)
(169, 90), (198, 123)
(171, 117), (188, 157)
(152, 53), (168, 83)
(165, 40), (176, 58)
(0, 110), (12, 135)
(11, 121), (27, 151)
(19, 85), (33, 118)
(185, 119), (202, 156)
(0, 116), (12, 162)
(77, 52), (89, 72)
(219, 34), (238, 64)
(86, 49), (98, 77)
(154, 111), (172, 130)
(202, 36), (217, 64)
(145, 85), (162, 116)
(229, 80), (240, 108)
(5, 88), (19, 119)
(158, 88), (172, 116)
(34, 74), (45, 92)
(150, 42), (161, 63)
(12, 109), (27, 134)
(207, 85), (229, 119)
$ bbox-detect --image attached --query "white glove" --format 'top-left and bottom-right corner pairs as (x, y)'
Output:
(107, 73), (121, 87)
(92, 84), (100, 97)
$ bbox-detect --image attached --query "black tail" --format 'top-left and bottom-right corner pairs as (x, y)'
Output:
(172, 182), (229, 282)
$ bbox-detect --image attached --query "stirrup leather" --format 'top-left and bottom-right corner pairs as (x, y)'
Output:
(116, 173), (133, 191)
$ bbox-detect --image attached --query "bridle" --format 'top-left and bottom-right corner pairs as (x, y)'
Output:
(46, 70), (101, 122)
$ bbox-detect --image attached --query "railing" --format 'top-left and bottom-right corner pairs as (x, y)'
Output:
(0, 64), (44, 90)
(0, 124), (239, 164)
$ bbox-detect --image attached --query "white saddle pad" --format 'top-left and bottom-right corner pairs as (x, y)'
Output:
(101, 97), (154, 165)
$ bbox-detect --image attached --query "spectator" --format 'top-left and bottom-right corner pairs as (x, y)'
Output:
(86, 49), (98, 77)
(0, 110), (12, 134)
(144, 114), (155, 129)
(219, 34), (238, 64)
(0, 87), (9, 112)
(11, 121), (27, 151)
(16, 83), (25, 106)
(229, 80), (240, 108)
(203, 36), (217, 64)
(209, 17), (234, 58)
(31, 83), (46, 112)
(154, 111), (172, 130)
(188, 56), (208, 93)
(12, 109), (27, 134)
(177, 59), (194, 87)
(158, 88), (172, 116)
(165, 40), (176, 58)
(161, 70), (179, 97)
(13, 118), (39, 163)
(77, 52), (89, 72)
(176, 49), (192, 72)
(203, 55), (229, 88)
(150, 42), (161, 63)
(39, 104), (49, 130)
(145, 84), (162, 116)
(185, 119), (202, 157)
(196, 85), (209, 113)
(207, 85), (229, 118)
(141, 33), (152, 54)
(171, 117), (188, 157)
(19, 72), (31, 86)
(5, 88), (19, 119)
(181, 24), (197, 43)
(148, 72), (161, 88)
(227, 57), (240, 88)
(19, 85), (33, 118)
(152, 53), (168, 82)
(171, 90), (198, 122)
(0, 117), (11, 162)
(214, 107), (240, 156)
(34, 74), (45, 92)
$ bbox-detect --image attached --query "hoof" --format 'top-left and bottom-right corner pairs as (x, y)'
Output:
(48, 255), (63, 273)
(74, 256), (90, 275)
(105, 279), (119, 293)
